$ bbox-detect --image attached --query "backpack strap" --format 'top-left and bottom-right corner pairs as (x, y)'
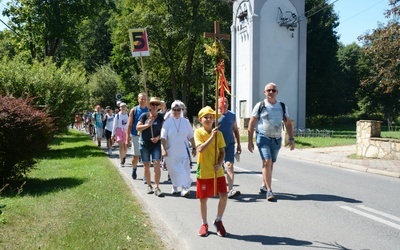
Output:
(131, 106), (137, 120)
(257, 101), (265, 118)
(280, 102), (287, 122)
(257, 100), (287, 122)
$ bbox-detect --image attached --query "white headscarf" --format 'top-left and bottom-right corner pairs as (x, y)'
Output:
(164, 100), (185, 120)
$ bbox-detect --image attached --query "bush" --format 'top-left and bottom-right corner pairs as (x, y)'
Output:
(0, 58), (88, 132)
(0, 96), (54, 185)
(306, 114), (360, 128)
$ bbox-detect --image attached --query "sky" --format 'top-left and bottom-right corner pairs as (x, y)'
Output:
(331, 0), (391, 45)
(0, 0), (394, 45)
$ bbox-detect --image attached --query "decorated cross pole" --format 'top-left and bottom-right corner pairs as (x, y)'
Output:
(204, 21), (230, 195)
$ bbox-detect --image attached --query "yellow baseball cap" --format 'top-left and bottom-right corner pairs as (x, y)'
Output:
(198, 106), (222, 118)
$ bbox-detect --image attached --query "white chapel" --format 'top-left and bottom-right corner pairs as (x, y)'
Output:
(230, 0), (307, 129)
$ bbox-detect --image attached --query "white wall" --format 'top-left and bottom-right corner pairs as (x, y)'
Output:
(232, 0), (306, 129)
(258, 0), (299, 120)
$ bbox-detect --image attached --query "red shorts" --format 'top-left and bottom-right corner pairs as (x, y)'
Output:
(196, 176), (227, 199)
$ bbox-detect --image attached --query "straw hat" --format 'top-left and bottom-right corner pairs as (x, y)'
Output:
(149, 97), (161, 104)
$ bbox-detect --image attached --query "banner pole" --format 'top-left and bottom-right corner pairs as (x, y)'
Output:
(139, 52), (153, 137)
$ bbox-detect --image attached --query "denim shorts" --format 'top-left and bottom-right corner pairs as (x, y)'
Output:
(256, 134), (282, 163)
(224, 143), (235, 163)
(139, 141), (161, 163)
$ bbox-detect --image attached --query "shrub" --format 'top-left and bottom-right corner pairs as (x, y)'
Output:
(0, 58), (88, 132)
(306, 114), (360, 128)
(0, 95), (54, 185)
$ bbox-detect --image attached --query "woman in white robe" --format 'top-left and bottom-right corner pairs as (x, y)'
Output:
(161, 101), (196, 197)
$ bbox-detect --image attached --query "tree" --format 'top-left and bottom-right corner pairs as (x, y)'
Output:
(110, 0), (231, 116)
(77, 8), (115, 73)
(357, 8), (400, 126)
(87, 64), (122, 108)
(335, 42), (362, 114)
(305, 0), (340, 116)
(2, 0), (112, 63)
(0, 30), (18, 59)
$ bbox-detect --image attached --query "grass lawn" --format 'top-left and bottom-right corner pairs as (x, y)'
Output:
(0, 130), (164, 250)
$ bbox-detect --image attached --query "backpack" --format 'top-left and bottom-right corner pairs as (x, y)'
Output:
(94, 112), (103, 126)
(257, 100), (287, 130)
(116, 111), (129, 122)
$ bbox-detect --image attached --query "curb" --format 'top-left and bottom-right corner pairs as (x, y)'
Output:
(280, 152), (400, 179)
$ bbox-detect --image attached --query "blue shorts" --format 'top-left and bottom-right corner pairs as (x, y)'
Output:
(224, 143), (235, 163)
(256, 135), (282, 163)
(140, 141), (161, 163)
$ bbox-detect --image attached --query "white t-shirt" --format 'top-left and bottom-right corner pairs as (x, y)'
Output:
(251, 100), (289, 138)
(112, 112), (129, 136)
(105, 114), (115, 132)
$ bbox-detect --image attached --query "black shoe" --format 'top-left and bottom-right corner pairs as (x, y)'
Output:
(132, 168), (137, 180)
(122, 157), (126, 164)
(98, 142), (101, 147)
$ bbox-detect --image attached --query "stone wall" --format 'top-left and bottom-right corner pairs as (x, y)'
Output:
(356, 120), (400, 160)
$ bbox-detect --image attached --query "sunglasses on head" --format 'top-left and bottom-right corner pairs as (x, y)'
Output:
(151, 103), (160, 106)
(172, 108), (182, 112)
(266, 89), (277, 93)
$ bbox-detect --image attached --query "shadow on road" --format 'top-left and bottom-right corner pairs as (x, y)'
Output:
(276, 193), (362, 203)
(227, 233), (312, 247)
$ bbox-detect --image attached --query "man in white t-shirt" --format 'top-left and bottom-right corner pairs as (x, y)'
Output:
(247, 83), (295, 201)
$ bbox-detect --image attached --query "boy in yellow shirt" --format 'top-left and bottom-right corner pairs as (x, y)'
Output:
(194, 106), (227, 237)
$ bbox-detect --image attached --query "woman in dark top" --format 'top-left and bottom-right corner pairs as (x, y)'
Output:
(136, 97), (165, 197)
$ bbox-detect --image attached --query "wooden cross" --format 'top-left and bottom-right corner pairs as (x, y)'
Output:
(204, 21), (231, 196)
(204, 21), (230, 42)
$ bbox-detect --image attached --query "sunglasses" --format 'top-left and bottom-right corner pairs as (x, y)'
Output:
(172, 108), (182, 112)
(266, 89), (277, 93)
(151, 103), (160, 106)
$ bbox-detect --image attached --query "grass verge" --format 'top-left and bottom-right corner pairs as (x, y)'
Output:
(240, 130), (398, 148)
(0, 130), (164, 250)
(241, 135), (356, 148)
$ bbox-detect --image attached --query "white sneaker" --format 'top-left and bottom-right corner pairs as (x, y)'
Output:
(171, 186), (179, 195)
(181, 188), (190, 197)
(260, 185), (268, 193)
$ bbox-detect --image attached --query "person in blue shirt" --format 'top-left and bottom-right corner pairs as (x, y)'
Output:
(126, 93), (149, 180)
(218, 97), (242, 198)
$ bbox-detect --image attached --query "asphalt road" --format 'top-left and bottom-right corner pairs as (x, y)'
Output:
(107, 145), (400, 250)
